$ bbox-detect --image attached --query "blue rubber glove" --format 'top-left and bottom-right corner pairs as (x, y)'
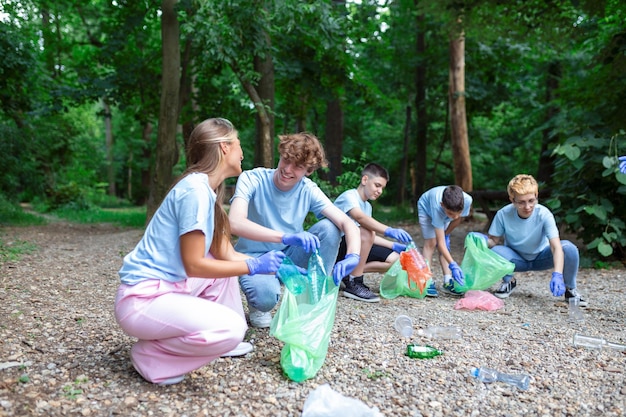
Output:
(550, 272), (565, 296)
(444, 234), (451, 251)
(384, 227), (412, 243)
(449, 261), (465, 286)
(245, 251), (286, 275)
(392, 242), (407, 253)
(468, 232), (489, 243)
(282, 232), (320, 253)
(332, 253), (360, 286)
(619, 156), (626, 174)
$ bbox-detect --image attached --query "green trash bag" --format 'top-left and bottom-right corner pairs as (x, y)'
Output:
(454, 233), (515, 292)
(379, 256), (432, 299)
(270, 251), (339, 382)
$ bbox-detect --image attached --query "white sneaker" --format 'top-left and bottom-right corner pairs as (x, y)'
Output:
(221, 342), (253, 357)
(249, 307), (272, 328)
(156, 375), (185, 386)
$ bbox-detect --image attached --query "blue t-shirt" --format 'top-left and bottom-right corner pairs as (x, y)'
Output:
(488, 203), (559, 260)
(231, 168), (332, 255)
(334, 188), (372, 227)
(118, 173), (216, 285)
(417, 186), (473, 229)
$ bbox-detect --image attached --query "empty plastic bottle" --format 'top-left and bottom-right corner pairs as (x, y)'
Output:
(417, 326), (462, 340)
(470, 367), (530, 390)
(572, 333), (626, 352)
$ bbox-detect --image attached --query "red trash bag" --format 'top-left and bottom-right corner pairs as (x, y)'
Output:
(454, 290), (504, 311)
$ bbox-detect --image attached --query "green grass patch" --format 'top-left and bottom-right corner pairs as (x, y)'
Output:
(0, 237), (37, 263)
(51, 206), (147, 228)
(0, 196), (47, 227)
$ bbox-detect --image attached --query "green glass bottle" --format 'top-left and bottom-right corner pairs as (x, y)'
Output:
(405, 344), (443, 359)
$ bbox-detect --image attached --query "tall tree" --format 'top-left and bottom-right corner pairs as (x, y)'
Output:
(147, 0), (180, 221)
(448, 10), (472, 192)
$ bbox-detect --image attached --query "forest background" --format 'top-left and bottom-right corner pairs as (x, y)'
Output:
(0, 0), (625, 265)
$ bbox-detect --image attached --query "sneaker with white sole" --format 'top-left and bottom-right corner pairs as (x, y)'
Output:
(425, 282), (439, 297)
(494, 279), (517, 299)
(564, 288), (588, 307)
(221, 342), (253, 357)
(342, 276), (380, 303)
(249, 307), (272, 328)
(156, 375), (185, 386)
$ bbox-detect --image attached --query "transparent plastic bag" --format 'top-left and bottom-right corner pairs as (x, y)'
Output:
(455, 233), (515, 292)
(302, 384), (384, 417)
(270, 252), (338, 382)
(380, 244), (432, 299)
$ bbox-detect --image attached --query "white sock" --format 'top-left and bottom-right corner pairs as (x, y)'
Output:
(444, 274), (452, 284)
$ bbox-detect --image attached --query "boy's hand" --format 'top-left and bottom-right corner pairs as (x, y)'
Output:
(282, 232), (320, 253)
(449, 262), (465, 286)
(392, 242), (406, 253)
(384, 227), (412, 243)
(550, 272), (565, 296)
(246, 251), (286, 275)
(332, 253), (360, 286)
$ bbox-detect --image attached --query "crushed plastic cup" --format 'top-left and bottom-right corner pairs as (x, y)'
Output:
(394, 315), (414, 338)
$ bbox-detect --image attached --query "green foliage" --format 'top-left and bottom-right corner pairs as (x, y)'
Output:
(51, 206), (146, 228)
(550, 131), (626, 260)
(0, 194), (46, 227)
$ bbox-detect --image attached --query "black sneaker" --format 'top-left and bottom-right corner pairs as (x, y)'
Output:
(565, 288), (588, 307)
(494, 279), (516, 299)
(342, 276), (380, 303)
(442, 281), (465, 296)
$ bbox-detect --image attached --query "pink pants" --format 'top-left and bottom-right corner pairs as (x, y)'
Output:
(114, 275), (247, 384)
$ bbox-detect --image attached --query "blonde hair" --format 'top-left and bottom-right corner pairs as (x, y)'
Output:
(179, 118), (238, 252)
(507, 174), (538, 200)
(278, 132), (328, 173)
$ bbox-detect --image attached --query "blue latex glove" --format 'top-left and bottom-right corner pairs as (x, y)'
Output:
(449, 261), (465, 286)
(332, 253), (360, 286)
(550, 272), (565, 296)
(282, 232), (320, 253)
(392, 242), (406, 253)
(245, 251), (286, 275)
(444, 234), (451, 251)
(619, 156), (626, 174)
(384, 227), (412, 243)
(468, 232), (489, 243)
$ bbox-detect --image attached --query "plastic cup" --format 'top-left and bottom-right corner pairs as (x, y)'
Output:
(394, 315), (414, 338)
(568, 297), (584, 323)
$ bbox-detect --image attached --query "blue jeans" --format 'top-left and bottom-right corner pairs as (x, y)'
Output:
(239, 218), (341, 312)
(491, 240), (579, 289)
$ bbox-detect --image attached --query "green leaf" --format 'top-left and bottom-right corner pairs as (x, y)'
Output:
(597, 241), (613, 257)
(602, 156), (614, 169)
(617, 173), (626, 185)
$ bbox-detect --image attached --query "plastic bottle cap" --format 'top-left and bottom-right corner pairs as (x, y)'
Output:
(470, 367), (479, 377)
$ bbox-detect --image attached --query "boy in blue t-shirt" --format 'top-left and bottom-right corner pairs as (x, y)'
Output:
(417, 185), (472, 297)
(475, 174), (586, 306)
(229, 133), (361, 328)
(334, 163), (413, 302)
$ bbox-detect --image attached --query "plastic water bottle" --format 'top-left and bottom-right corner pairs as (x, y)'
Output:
(417, 326), (462, 340)
(470, 367), (530, 390)
(572, 333), (626, 352)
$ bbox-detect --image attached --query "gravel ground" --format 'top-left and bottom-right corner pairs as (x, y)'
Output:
(1, 218), (625, 417)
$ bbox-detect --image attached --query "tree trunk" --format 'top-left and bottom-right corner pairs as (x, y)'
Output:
(448, 17), (472, 192)
(254, 43), (275, 168)
(414, 8), (428, 201)
(147, 0), (181, 222)
(102, 99), (116, 196)
(324, 98), (344, 185)
(398, 104), (411, 204)
(537, 61), (560, 186)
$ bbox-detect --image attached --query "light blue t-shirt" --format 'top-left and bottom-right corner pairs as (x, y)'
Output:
(417, 186), (473, 229)
(334, 188), (372, 227)
(231, 168), (332, 255)
(488, 203), (559, 260)
(118, 173), (216, 285)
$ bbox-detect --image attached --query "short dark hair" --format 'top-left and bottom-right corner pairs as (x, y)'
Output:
(442, 185), (464, 212)
(361, 163), (389, 181)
